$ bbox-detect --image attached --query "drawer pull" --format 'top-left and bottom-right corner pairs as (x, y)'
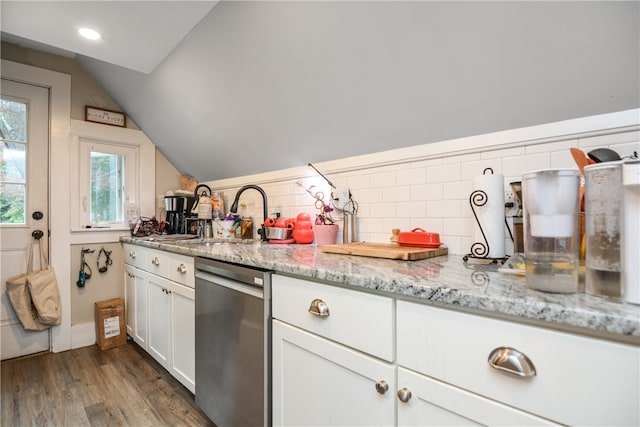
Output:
(488, 346), (536, 378)
(177, 263), (188, 274)
(375, 380), (389, 395)
(397, 387), (412, 403)
(151, 256), (160, 266)
(129, 251), (136, 259)
(308, 299), (330, 317)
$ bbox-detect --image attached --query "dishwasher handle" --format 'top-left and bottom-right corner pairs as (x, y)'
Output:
(196, 270), (264, 299)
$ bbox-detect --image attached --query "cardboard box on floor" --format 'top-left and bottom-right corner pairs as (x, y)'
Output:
(95, 298), (127, 350)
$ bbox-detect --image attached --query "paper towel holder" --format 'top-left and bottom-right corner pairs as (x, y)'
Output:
(463, 168), (510, 265)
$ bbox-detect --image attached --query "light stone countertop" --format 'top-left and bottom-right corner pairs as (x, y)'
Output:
(121, 237), (640, 345)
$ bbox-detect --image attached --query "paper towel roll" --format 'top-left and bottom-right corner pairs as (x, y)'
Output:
(471, 172), (505, 258)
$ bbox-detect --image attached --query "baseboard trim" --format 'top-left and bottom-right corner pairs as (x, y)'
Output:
(71, 322), (96, 349)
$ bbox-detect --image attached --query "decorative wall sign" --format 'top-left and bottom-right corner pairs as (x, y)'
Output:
(85, 106), (126, 127)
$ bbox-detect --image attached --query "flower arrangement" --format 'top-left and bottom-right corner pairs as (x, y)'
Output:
(296, 181), (335, 225)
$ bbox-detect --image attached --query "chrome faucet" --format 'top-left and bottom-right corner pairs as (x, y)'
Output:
(229, 185), (269, 240)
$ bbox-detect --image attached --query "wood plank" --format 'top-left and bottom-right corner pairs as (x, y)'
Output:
(321, 242), (448, 260)
(0, 342), (214, 427)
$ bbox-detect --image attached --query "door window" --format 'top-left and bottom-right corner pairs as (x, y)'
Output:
(0, 98), (28, 225)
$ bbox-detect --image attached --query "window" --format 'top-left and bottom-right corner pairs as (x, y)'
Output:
(0, 98), (27, 224)
(79, 139), (137, 227)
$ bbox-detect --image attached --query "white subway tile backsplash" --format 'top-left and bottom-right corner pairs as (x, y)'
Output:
(358, 188), (384, 203)
(370, 171), (397, 188)
(426, 163), (460, 183)
(369, 202), (397, 218)
(396, 168), (427, 186)
(395, 201), (426, 218)
(443, 217), (473, 237)
(427, 200), (461, 218)
(578, 130), (640, 148)
(346, 173), (371, 190)
(382, 186), (411, 202)
(411, 183), (443, 201)
(460, 159), (503, 180)
(502, 152), (550, 177)
(443, 152), (480, 165)
(443, 180), (471, 200)
(481, 146), (525, 160)
(526, 139), (577, 154)
(212, 113), (638, 255)
(550, 150), (577, 169)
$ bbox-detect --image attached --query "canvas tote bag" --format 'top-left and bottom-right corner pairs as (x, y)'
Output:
(6, 239), (50, 331)
(27, 238), (62, 326)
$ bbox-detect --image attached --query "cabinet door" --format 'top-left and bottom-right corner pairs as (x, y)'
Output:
(397, 368), (557, 427)
(124, 265), (148, 349)
(124, 266), (136, 337)
(170, 282), (195, 393)
(273, 320), (395, 427)
(147, 275), (171, 369)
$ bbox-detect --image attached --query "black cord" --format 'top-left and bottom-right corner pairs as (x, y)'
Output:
(97, 247), (112, 273)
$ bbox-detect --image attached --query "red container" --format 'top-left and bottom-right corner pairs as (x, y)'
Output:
(397, 228), (441, 248)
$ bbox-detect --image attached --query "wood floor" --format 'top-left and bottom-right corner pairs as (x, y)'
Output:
(1, 341), (215, 427)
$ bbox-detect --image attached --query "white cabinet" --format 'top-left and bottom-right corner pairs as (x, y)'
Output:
(396, 300), (640, 426)
(272, 275), (395, 427)
(273, 320), (395, 427)
(122, 243), (195, 393)
(396, 367), (556, 426)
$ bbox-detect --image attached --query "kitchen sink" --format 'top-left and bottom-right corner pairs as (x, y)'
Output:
(183, 237), (260, 246)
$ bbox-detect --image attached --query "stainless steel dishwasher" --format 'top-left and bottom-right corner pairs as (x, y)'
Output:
(195, 257), (272, 427)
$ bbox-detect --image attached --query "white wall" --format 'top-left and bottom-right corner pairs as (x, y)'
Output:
(208, 109), (640, 256)
(78, 1), (640, 181)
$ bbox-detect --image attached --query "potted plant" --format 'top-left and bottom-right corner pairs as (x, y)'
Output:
(297, 181), (339, 245)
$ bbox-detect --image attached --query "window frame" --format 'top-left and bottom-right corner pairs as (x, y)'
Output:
(78, 138), (138, 227)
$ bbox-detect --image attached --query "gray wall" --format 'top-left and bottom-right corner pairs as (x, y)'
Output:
(78, 1), (640, 181)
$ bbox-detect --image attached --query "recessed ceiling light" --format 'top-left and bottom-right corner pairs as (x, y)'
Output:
(78, 28), (101, 41)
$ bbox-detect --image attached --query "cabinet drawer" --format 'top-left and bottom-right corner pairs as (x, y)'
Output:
(273, 275), (394, 361)
(144, 248), (169, 277)
(397, 367), (557, 426)
(166, 252), (194, 288)
(123, 243), (146, 269)
(397, 301), (640, 426)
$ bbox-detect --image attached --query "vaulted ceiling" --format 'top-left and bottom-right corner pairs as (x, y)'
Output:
(2, 1), (639, 181)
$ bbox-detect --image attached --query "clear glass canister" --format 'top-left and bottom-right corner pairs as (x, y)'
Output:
(584, 161), (623, 300)
(522, 169), (581, 293)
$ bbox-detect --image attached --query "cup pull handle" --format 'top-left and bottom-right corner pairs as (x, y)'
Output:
(488, 346), (536, 378)
(308, 299), (330, 317)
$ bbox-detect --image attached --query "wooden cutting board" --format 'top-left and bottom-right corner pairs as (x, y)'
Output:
(321, 242), (448, 261)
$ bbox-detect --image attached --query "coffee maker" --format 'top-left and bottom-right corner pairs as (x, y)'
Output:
(164, 195), (197, 234)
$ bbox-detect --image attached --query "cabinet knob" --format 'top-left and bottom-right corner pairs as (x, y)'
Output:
(129, 251), (136, 259)
(127, 272), (135, 278)
(375, 380), (389, 395)
(177, 263), (187, 274)
(397, 387), (412, 403)
(151, 256), (160, 266)
(308, 299), (330, 317)
(488, 346), (536, 378)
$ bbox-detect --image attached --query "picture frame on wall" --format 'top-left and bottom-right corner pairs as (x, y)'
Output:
(85, 106), (126, 127)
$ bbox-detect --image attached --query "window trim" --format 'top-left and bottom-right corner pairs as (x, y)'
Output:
(69, 119), (156, 233)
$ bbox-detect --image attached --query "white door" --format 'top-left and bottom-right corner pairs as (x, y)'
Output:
(0, 78), (50, 360)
